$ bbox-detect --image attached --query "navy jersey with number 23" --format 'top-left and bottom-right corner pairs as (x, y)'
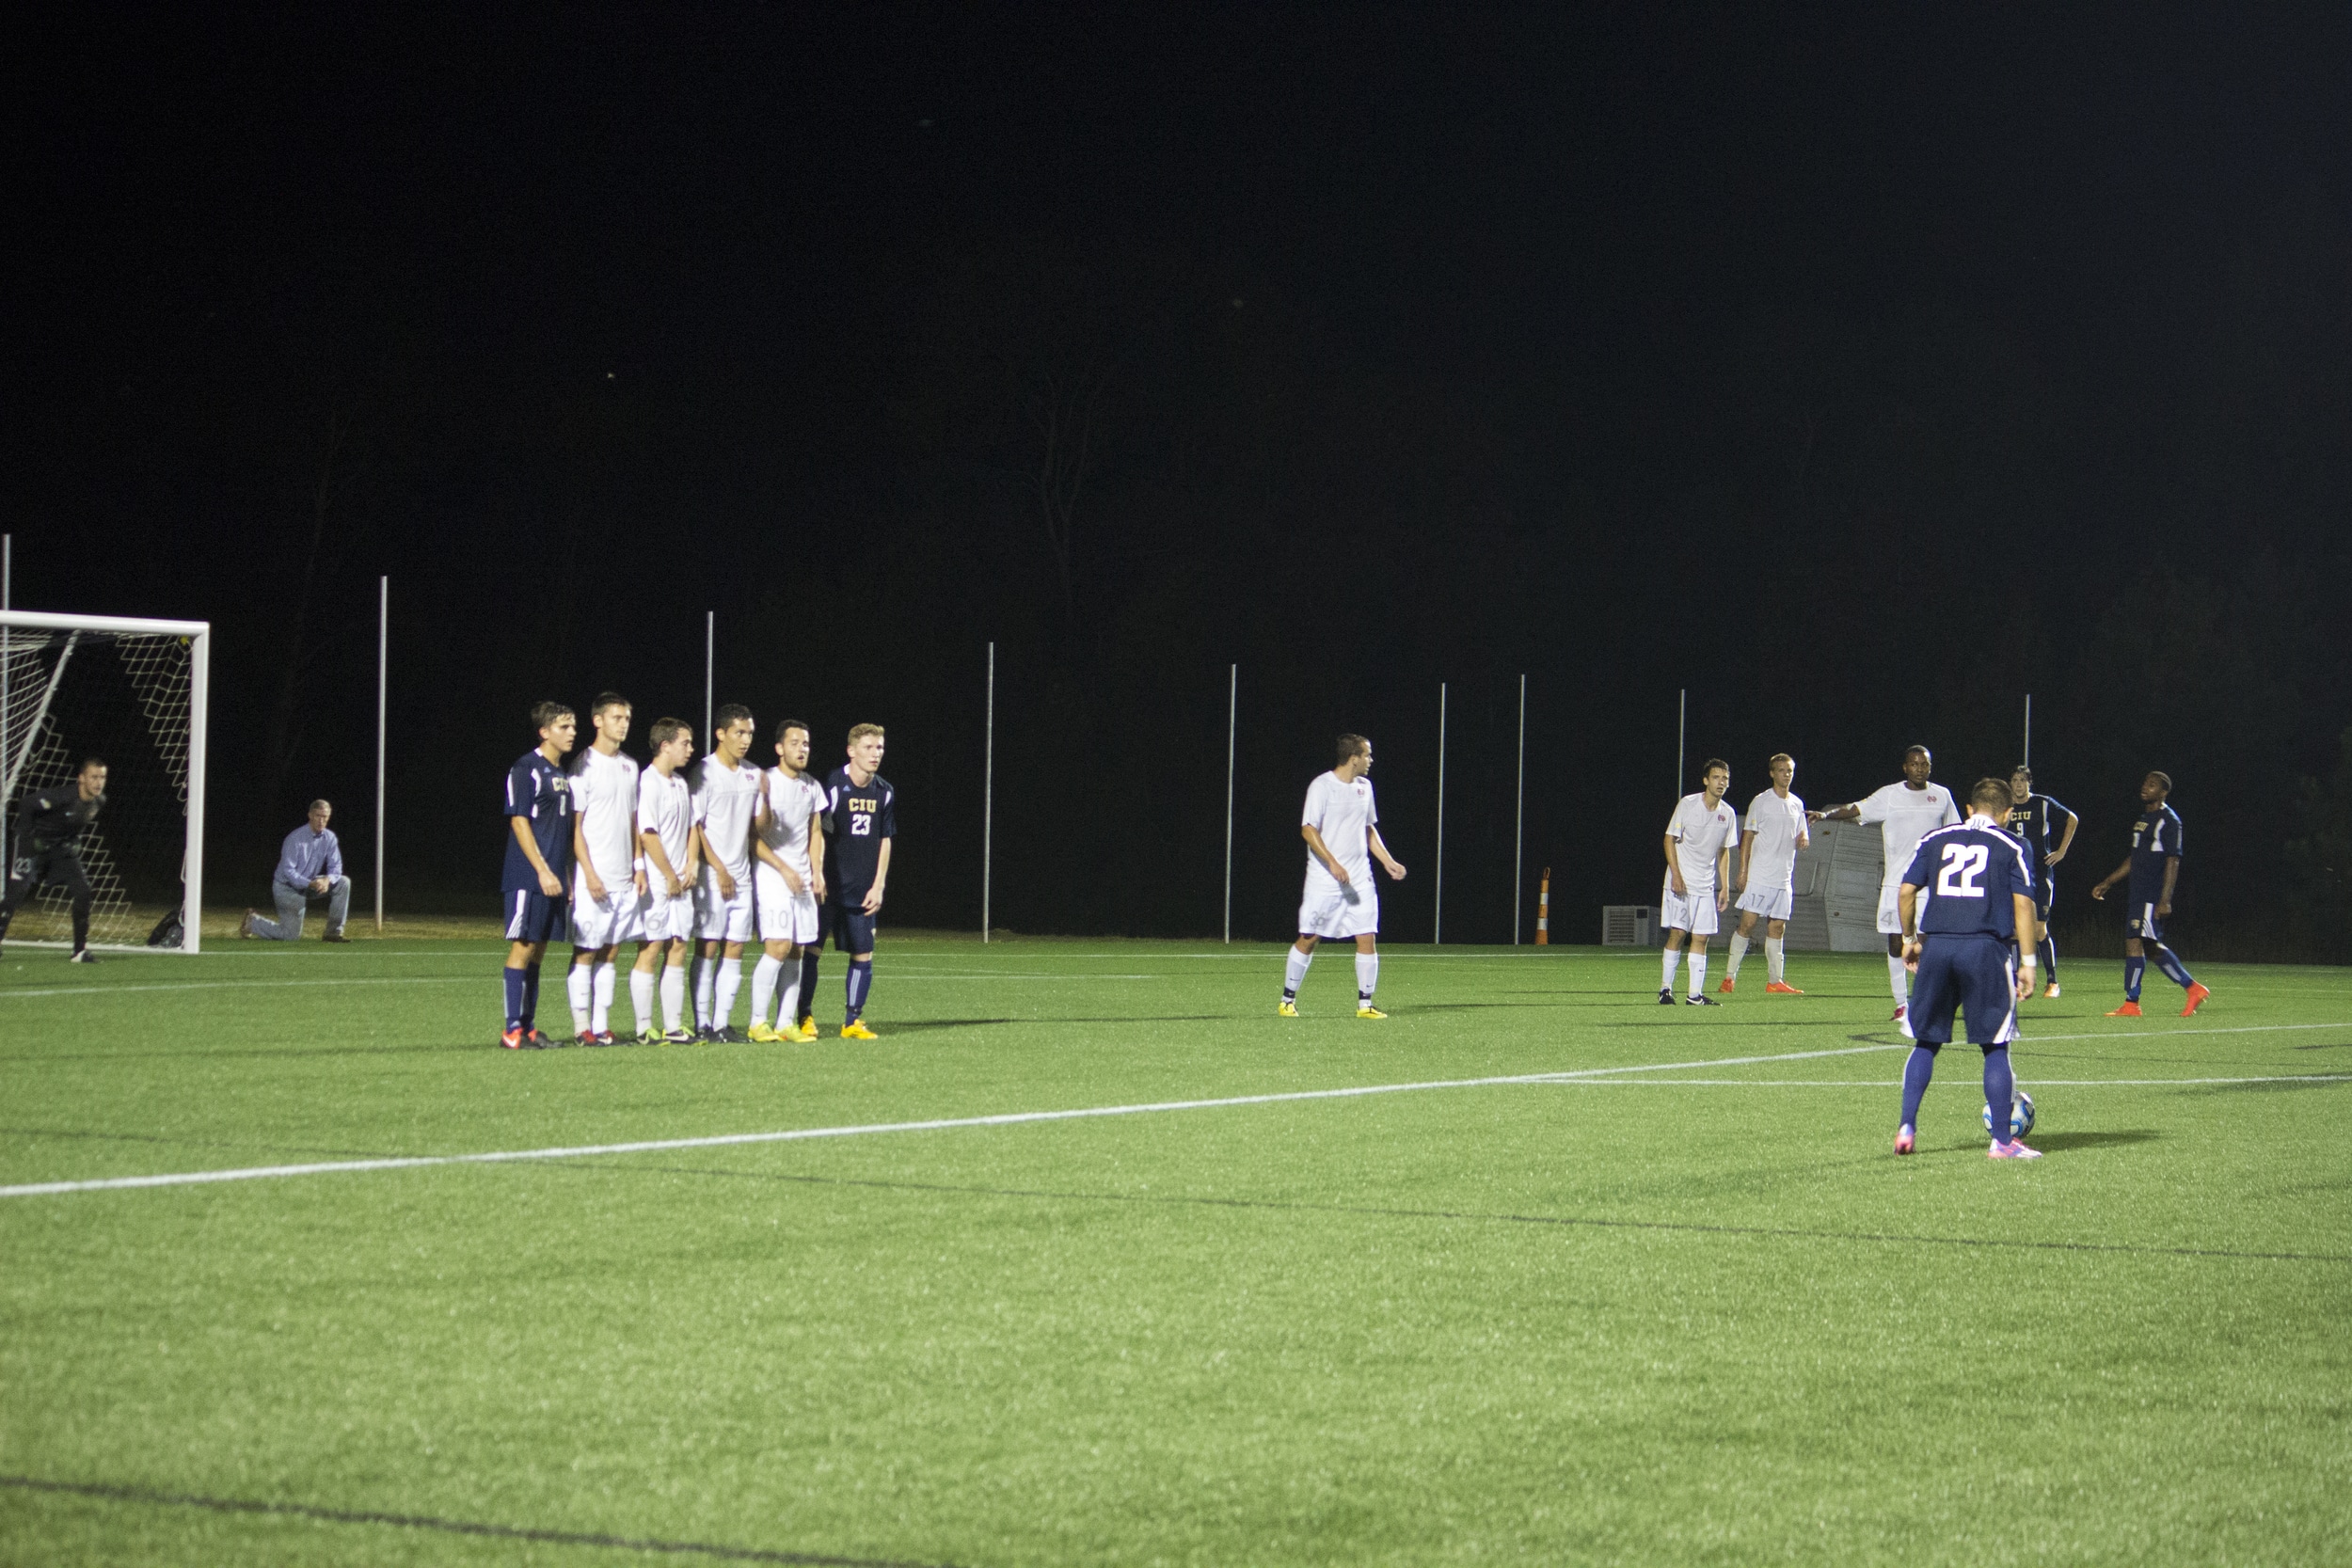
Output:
(1902, 820), (2035, 941)
(825, 768), (897, 901)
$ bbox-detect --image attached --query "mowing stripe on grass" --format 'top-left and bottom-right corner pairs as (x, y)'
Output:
(0, 1474), (953, 1566)
(0, 1043), (1900, 1199)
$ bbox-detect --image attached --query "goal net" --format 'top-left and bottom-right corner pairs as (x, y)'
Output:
(1, 612), (210, 953)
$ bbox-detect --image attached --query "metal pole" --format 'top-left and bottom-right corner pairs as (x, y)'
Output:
(1223, 663), (1236, 943)
(374, 576), (387, 933)
(2023, 693), (2032, 770)
(1514, 673), (1526, 944)
(1434, 682), (1446, 945)
(703, 611), (714, 749)
(982, 641), (994, 942)
(1677, 688), (1686, 795)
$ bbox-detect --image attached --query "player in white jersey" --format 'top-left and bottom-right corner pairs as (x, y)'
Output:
(1281, 734), (1407, 1018)
(1812, 744), (1962, 1026)
(1660, 759), (1740, 1004)
(564, 693), (644, 1042)
(631, 718), (700, 1043)
(1721, 752), (1808, 995)
(747, 719), (829, 1042)
(689, 705), (762, 1041)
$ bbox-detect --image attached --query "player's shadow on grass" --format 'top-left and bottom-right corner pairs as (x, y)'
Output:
(2029, 1129), (2160, 1152)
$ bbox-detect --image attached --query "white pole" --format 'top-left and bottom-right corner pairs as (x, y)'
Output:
(183, 627), (210, 955)
(1434, 682), (1446, 945)
(375, 577), (388, 934)
(2024, 693), (2032, 770)
(1514, 673), (1526, 944)
(1223, 663), (1236, 943)
(703, 611), (714, 748)
(1677, 688), (1686, 796)
(0, 535), (10, 810)
(982, 641), (994, 943)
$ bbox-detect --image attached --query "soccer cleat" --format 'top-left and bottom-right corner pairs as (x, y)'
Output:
(68, 948), (97, 963)
(2043, 982), (2061, 999)
(1891, 1004), (1907, 1022)
(695, 1025), (720, 1042)
(2106, 1001), (2142, 1017)
(1685, 993), (1721, 1006)
(1278, 999), (1299, 1017)
(1988, 1139), (2043, 1160)
(1717, 977), (1735, 993)
(321, 931), (352, 943)
(796, 1016), (816, 1037)
(1765, 980), (1804, 994)
(747, 1022), (783, 1042)
(2181, 982), (2211, 1017)
(524, 1029), (555, 1049)
(501, 1027), (526, 1051)
(714, 1026), (747, 1044)
(841, 1020), (880, 1039)
(661, 1027), (696, 1045)
(787, 1022), (820, 1042)
(1356, 1005), (1387, 1019)
(238, 910), (257, 939)
(1894, 1124), (1915, 1156)
(1658, 988), (1677, 1005)
(637, 1029), (660, 1046)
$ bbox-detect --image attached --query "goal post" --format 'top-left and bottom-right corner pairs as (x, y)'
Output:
(0, 610), (209, 955)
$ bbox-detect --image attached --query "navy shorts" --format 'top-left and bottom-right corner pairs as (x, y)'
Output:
(2034, 874), (2055, 915)
(2124, 892), (2166, 943)
(502, 887), (570, 944)
(824, 901), (878, 955)
(1910, 934), (2019, 1049)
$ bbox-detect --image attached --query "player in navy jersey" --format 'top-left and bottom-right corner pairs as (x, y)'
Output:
(500, 702), (577, 1048)
(2005, 766), (2078, 997)
(1893, 777), (2042, 1159)
(802, 723), (895, 1038)
(2090, 770), (2209, 1017)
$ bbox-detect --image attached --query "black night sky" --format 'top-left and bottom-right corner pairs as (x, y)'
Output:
(9, 5), (2351, 951)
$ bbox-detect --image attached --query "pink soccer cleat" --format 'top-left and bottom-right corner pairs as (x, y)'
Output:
(1987, 1139), (2043, 1160)
(1894, 1125), (1915, 1156)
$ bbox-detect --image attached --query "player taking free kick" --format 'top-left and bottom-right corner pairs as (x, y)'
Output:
(1281, 734), (1406, 1018)
(1892, 776), (2042, 1159)
(749, 719), (828, 1042)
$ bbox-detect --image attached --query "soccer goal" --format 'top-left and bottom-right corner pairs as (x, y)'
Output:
(1, 610), (210, 954)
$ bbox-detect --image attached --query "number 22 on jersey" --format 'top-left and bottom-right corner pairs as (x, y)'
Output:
(1935, 843), (1989, 897)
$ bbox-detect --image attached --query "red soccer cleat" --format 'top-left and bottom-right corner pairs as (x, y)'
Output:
(2106, 1001), (2142, 1017)
(1766, 980), (1804, 994)
(2181, 982), (2211, 1017)
(1718, 977), (1735, 993)
(1893, 1125), (1915, 1156)
(1892, 1004), (1907, 1022)
(500, 1027), (525, 1050)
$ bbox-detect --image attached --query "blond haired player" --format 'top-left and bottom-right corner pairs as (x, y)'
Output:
(748, 719), (828, 1042)
(631, 718), (700, 1043)
(1721, 752), (1808, 994)
(565, 693), (644, 1043)
(806, 723), (895, 1038)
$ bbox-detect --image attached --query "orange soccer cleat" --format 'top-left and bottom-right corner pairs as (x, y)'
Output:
(2106, 1000), (2142, 1017)
(2181, 982), (2212, 1017)
(1718, 977), (1735, 993)
(1765, 980), (1804, 994)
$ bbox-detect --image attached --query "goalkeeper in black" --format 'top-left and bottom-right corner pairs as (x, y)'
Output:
(0, 757), (109, 960)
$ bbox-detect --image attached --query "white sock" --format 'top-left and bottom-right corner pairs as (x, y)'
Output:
(629, 967), (655, 1034)
(660, 965), (687, 1031)
(566, 962), (594, 1034)
(1725, 933), (1749, 979)
(1284, 946), (1312, 997)
(591, 960), (616, 1032)
(1765, 937), (1785, 983)
(1662, 948), (1682, 990)
(1888, 955), (1910, 1005)
(714, 957), (741, 1030)
(693, 958), (717, 1027)
(1355, 952), (1378, 1002)
(778, 968), (802, 1033)
(1688, 954), (1708, 996)
(752, 955), (783, 1027)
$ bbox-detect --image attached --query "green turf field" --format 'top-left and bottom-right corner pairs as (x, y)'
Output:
(3, 936), (2347, 1565)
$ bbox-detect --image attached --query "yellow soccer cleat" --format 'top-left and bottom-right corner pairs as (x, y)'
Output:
(746, 1022), (783, 1043)
(840, 1021), (880, 1039)
(1278, 999), (1299, 1017)
(787, 1022), (820, 1043)
(1356, 1005), (1388, 1019)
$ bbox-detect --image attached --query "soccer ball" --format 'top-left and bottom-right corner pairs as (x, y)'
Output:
(1983, 1090), (2037, 1140)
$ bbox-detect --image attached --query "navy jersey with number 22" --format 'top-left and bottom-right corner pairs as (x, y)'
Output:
(1902, 820), (2035, 941)
(825, 768), (897, 900)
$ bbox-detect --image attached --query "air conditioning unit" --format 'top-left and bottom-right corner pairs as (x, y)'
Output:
(1600, 905), (1657, 947)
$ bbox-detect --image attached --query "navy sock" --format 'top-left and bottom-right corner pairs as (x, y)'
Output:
(846, 958), (873, 1021)
(2124, 956), (2145, 1001)
(521, 961), (542, 1026)
(1900, 1046), (1937, 1129)
(2037, 935), (2057, 980)
(503, 966), (529, 1031)
(2151, 945), (2195, 989)
(1982, 1047), (2015, 1143)
(799, 950), (821, 1022)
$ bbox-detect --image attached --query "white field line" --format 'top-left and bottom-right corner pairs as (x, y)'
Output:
(1550, 1076), (2352, 1087)
(0, 1043), (1900, 1200)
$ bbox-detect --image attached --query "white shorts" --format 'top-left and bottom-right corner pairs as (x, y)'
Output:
(1735, 883), (1793, 921)
(1298, 875), (1379, 940)
(1661, 879), (1720, 937)
(755, 863), (821, 946)
(641, 887), (695, 943)
(695, 866), (756, 942)
(569, 871), (644, 949)
(1877, 881), (1912, 936)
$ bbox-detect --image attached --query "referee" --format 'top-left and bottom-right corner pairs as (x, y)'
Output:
(0, 757), (108, 961)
